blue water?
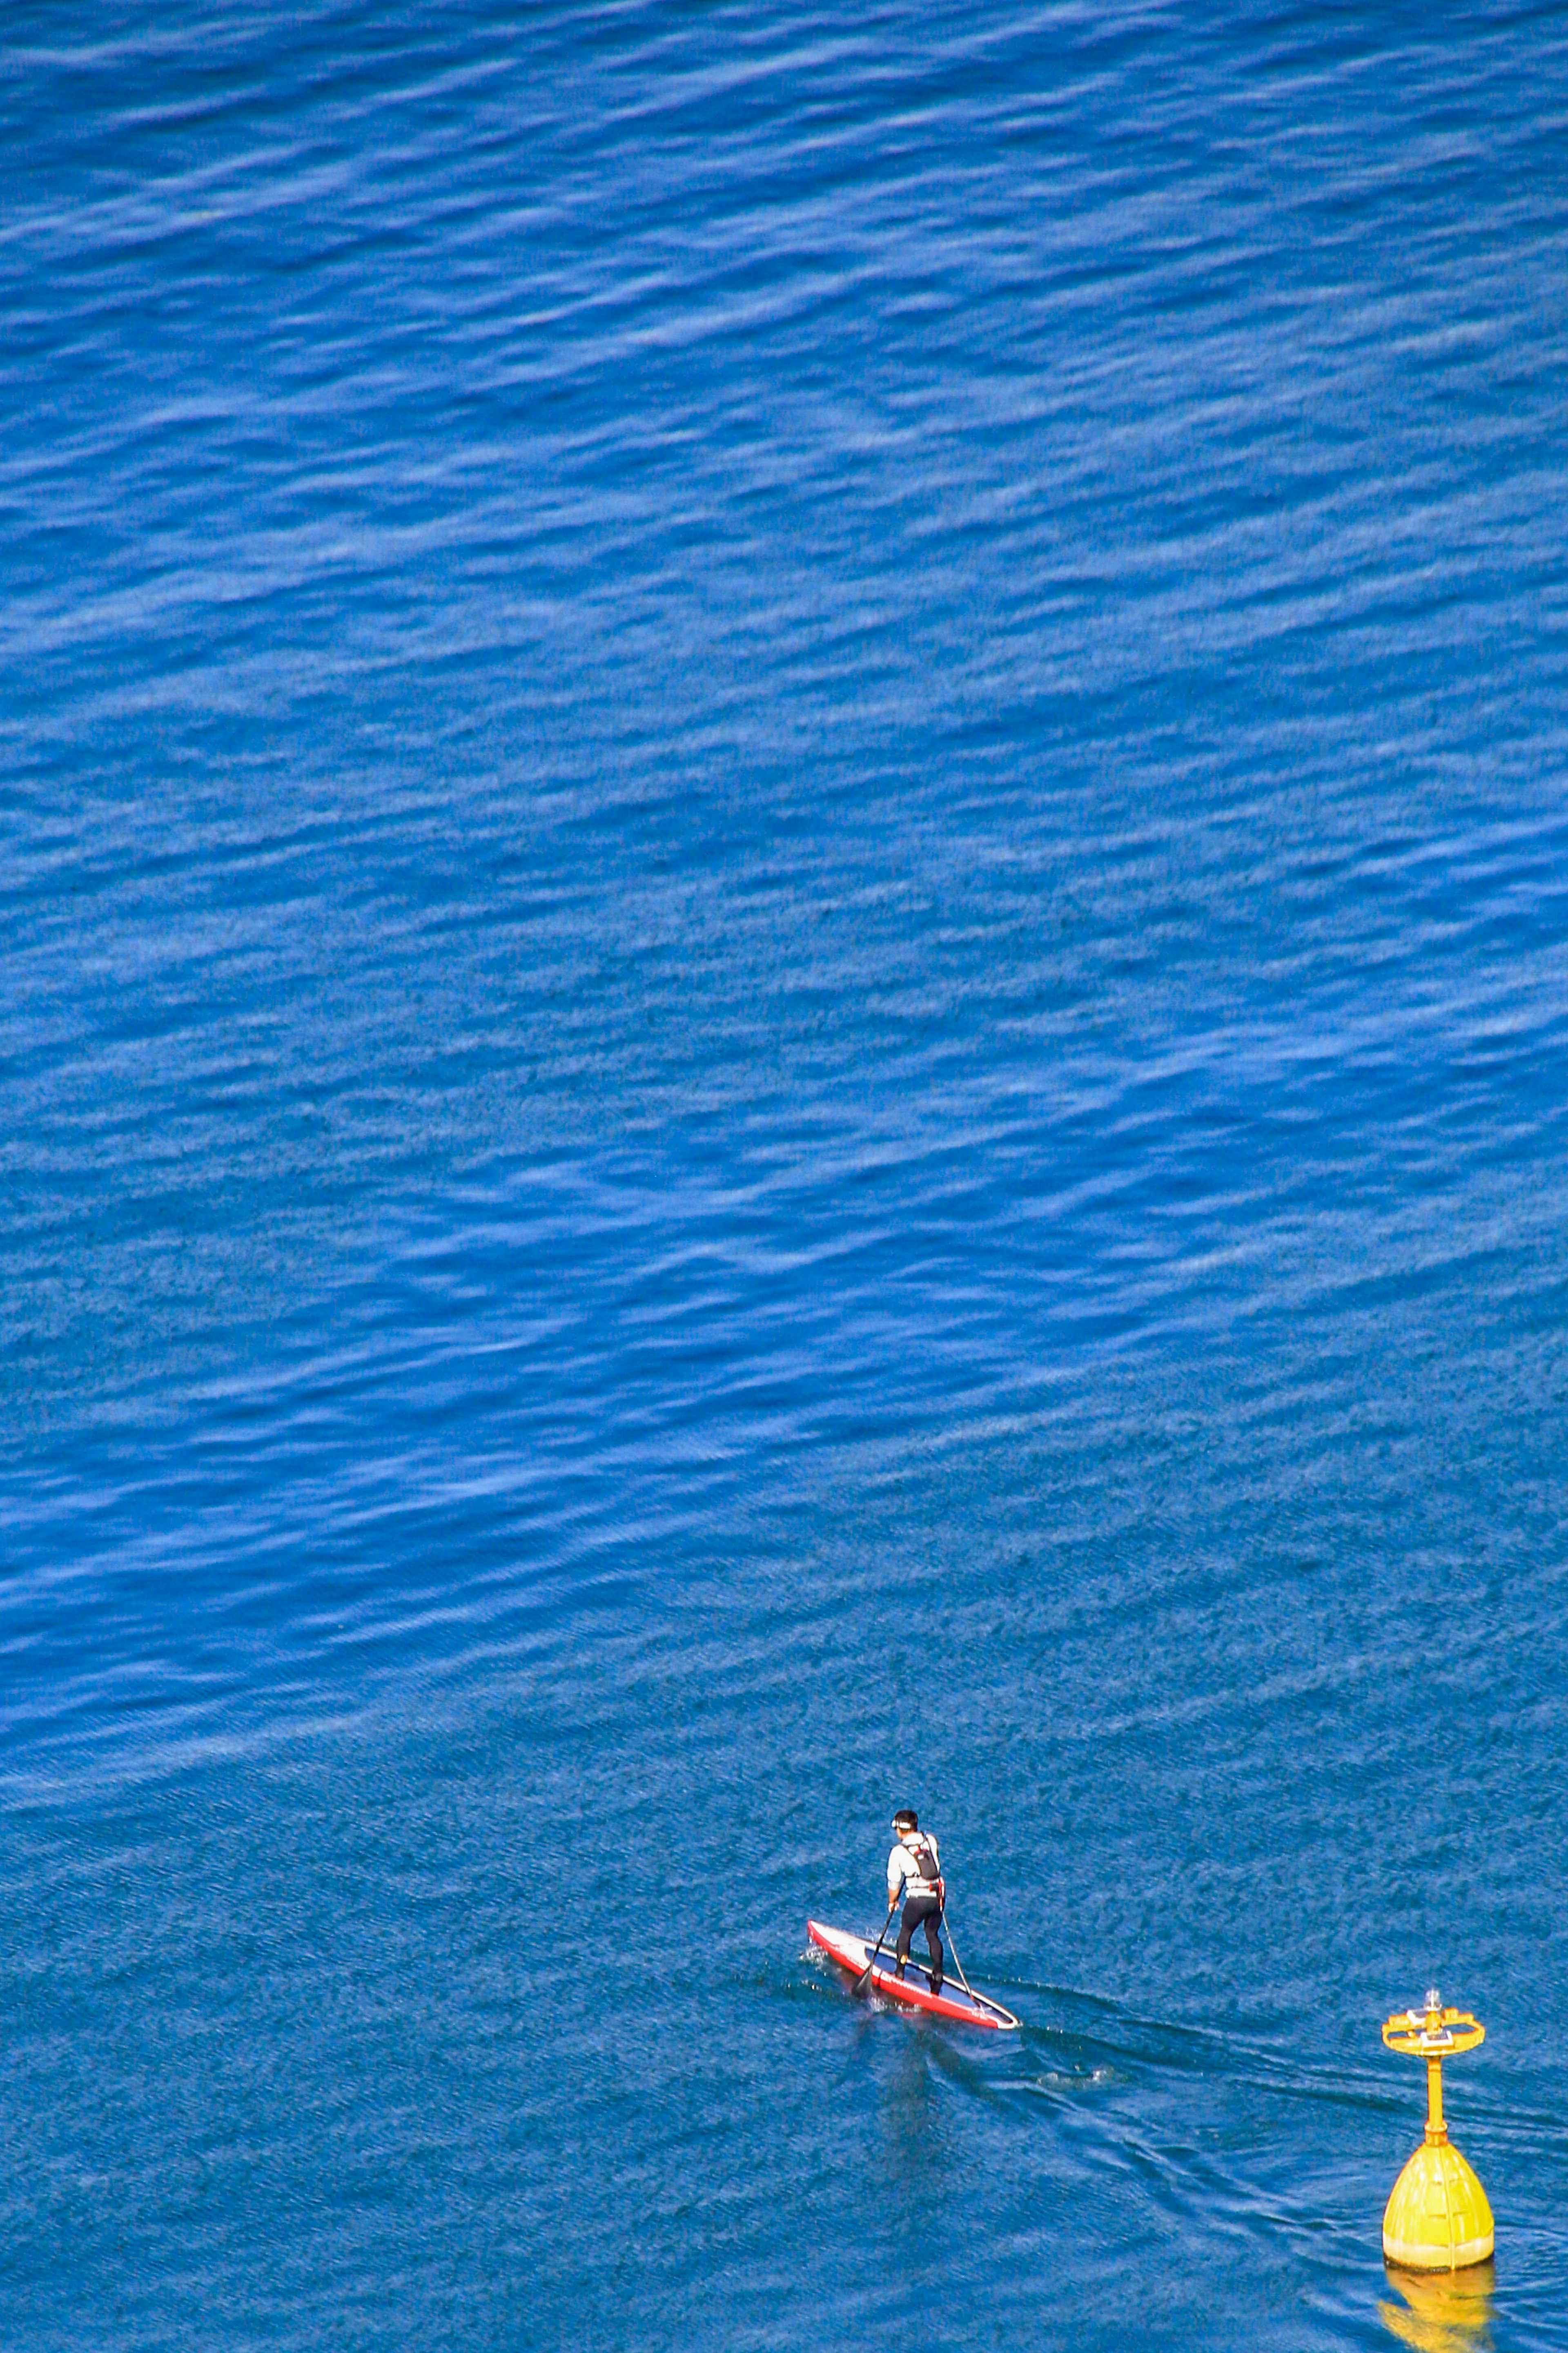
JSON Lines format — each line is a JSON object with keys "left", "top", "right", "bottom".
{"left": 5, "top": 4, "right": 1568, "bottom": 2344}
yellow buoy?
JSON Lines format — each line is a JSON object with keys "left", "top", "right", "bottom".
{"left": 1381, "top": 1989, "right": 1493, "bottom": 2272}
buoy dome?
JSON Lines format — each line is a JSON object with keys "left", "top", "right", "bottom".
{"left": 1382, "top": 2139, "right": 1494, "bottom": 2272}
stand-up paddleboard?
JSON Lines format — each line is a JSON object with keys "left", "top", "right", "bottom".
{"left": 808, "top": 1920, "right": 1020, "bottom": 2032}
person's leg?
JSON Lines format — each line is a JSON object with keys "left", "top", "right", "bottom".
{"left": 895, "top": 1898, "right": 918, "bottom": 1974}
{"left": 922, "top": 1901, "right": 944, "bottom": 1992}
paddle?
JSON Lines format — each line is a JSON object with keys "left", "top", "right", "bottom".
{"left": 854, "top": 1906, "right": 898, "bottom": 1996}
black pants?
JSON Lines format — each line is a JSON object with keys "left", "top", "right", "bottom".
{"left": 895, "top": 1895, "right": 944, "bottom": 1991}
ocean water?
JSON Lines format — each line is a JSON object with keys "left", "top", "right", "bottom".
{"left": 4, "top": 3, "right": 1568, "bottom": 2344}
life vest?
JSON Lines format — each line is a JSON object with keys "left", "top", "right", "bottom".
{"left": 900, "top": 1833, "right": 944, "bottom": 1904}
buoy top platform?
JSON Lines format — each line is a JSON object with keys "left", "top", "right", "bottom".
{"left": 1380, "top": 1988, "right": 1493, "bottom": 2273}
{"left": 1381, "top": 1991, "right": 1485, "bottom": 2087}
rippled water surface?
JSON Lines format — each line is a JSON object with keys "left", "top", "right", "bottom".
{"left": 5, "top": 4, "right": 1568, "bottom": 2346}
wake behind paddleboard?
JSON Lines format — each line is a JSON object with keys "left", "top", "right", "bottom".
{"left": 807, "top": 1919, "right": 1020, "bottom": 2032}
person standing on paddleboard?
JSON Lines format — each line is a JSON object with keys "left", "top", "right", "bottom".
{"left": 886, "top": 1809, "right": 944, "bottom": 1994}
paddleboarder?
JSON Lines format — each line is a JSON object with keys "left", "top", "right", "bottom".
{"left": 886, "top": 1808, "right": 944, "bottom": 1994}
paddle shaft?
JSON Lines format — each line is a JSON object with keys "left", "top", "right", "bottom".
{"left": 853, "top": 1905, "right": 899, "bottom": 1995}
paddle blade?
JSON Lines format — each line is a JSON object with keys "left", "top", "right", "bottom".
{"left": 853, "top": 1925, "right": 891, "bottom": 1994}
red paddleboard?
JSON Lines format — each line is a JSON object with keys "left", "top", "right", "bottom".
{"left": 807, "top": 1919, "right": 1020, "bottom": 2032}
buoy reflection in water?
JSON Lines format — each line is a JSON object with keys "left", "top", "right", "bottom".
{"left": 1379, "top": 2259, "right": 1496, "bottom": 2353}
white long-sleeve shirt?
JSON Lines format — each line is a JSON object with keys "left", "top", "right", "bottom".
{"left": 887, "top": 1831, "right": 941, "bottom": 1903}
